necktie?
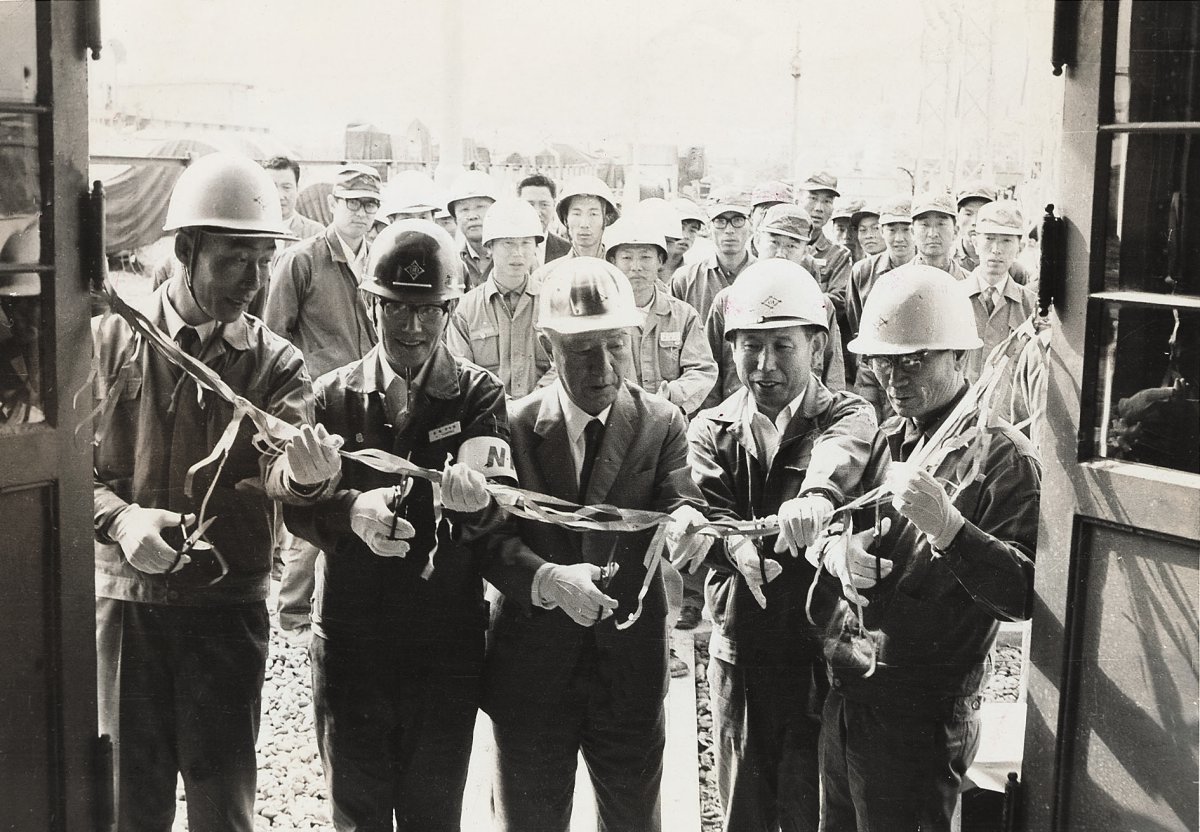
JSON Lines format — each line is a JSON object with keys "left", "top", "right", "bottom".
{"left": 502, "top": 290, "right": 521, "bottom": 315}
{"left": 172, "top": 326, "right": 200, "bottom": 382}
{"left": 578, "top": 418, "right": 605, "bottom": 502}
{"left": 983, "top": 287, "right": 998, "bottom": 316}
{"left": 384, "top": 374, "right": 409, "bottom": 429}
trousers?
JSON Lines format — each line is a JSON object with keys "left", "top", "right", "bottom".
{"left": 95, "top": 598, "right": 269, "bottom": 832}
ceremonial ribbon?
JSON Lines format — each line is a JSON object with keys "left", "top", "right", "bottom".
{"left": 90, "top": 277, "right": 1049, "bottom": 627}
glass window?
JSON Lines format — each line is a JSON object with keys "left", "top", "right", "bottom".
{"left": 1094, "top": 303, "right": 1199, "bottom": 473}
{"left": 0, "top": 1, "right": 37, "bottom": 105}
{"left": 1113, "top": 0, "right": 1200, "bottom": 124}
{"left": 1104, "top": 131, "right": 1200, "bottom": 295}
{"left": 0, "top": 113, "right": 41, "bottom": 248}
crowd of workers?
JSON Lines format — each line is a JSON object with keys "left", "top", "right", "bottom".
{"left": 91, "top": 151, "right": 1043, "bottom": 832}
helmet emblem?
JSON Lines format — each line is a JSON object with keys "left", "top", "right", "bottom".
{"left": 404, "top": 260, "right": 425, "bottom": 280}
{"left": 761, "top": 295, "right": 782, "bottom": 309}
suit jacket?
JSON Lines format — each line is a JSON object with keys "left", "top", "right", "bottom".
{"left": 544, "top": 232, "right": 572, "bottom": 264}
{"left": 481, "top": 381, "right": 706, "bottom": 723}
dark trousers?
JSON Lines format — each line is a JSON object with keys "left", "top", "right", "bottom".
{"left": 491, "top": 696, "right": 665, "bottom": 832}
{"left": 708, "top": 656, "right": 823, "bottom": 832}
{"left": 820, "top": 687, "right": 982, "bottom": 832}
{"left": 311, "top": 632, "right": 481, "bottom": 832}
{"left": 95, "top": 598, "right": 269, "bottom": 832}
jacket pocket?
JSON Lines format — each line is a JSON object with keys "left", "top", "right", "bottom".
{"left": 470, "top": 332, "right": 500, "bottom": 371}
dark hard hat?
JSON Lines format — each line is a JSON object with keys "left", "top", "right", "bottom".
{"left": 362, "top": 219, "right": 464, "bottom": 303}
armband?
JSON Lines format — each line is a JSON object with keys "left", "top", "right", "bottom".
{"left": 456, "top": 436, "right": 518, "bottom": 481}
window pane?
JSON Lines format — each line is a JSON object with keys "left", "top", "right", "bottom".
{"left": 1104, "top": 131, "right": 1200, "bottom": 295}
{"left": 0, "top": 270, "right": 42, "bottom": 430}
{"left": 1094, "top": 303, "right": 1199, "bottom": 474}
{"left": 0, "top": 0, "right": 36, "bottom": 105}
{"left": 0, "top": 113, "right": 40, "bottom": 263}
{"left": 1113, "top": 0, "right": 1200, "bottom": 124}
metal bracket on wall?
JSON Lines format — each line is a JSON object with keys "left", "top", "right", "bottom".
{"left": 1038, "top": 204, "right": 1064, "bottom": 317}
{"left": 82, "top": 181, "right": 107, "bottom": 294}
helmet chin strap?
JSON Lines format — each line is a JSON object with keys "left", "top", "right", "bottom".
{"left": 183, "top": 228, "right": 217, "bottom": 322}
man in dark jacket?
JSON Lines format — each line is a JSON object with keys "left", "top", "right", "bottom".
{"left": 688, "top": 259, "right": 877, "bottom": 832}
{"left": 285, "top": 220, "right": 514, "bottom": 832}
{"left": 819, "top": 265, "right": 1041, "bottom": 832}
{"left": 482, "top": 257, "right": 710, "bottom": 832}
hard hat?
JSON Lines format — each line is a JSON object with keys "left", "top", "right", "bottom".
{"left": 482, "top": 197, "right": 545, "bottom": 246}
{"left": 671, "top": 197, "right": 708, "bottom": 225}
{"left": 798, "top": 171, "right": 840, "bottom": 197}
{"left": 555, "top": 175, "right": 619, "bottom": 226}
{"left": 380, "top": 170, "right": 439, "bottom": 219}
{"left": 751, "top": 180, "right": 792, "bottom": 209}
{"left": 831, "top": 198, "right": 866, "bottom": 222}
{"left": 0, "top": 272, "right": 39, "bottom": 297}
{"left": 445, "top": 170, "right": 499, "bottom": 218}
{"left": 362, "top": 219, "right": 464, "bottom": 303}
{"left": 723, "top": 259, "right": 828, "bottom": 338}
{"left": 630, "top": 198, "right": 683, "bottom": 241}
{"left": 603, "top": 216, "right": 668, "bottom": 261}
{"left": 847, "top": 264, "right": 983, "bottom": 355}
{"left": 955, "top": 180, "right": 997, "bottom": 208}
{"left": 758, "top": 204, "right": 812, "bottom": 241}
{"left": 537, "top": 257, "right": 644, "bottom": 335}
{"left": 163, "top": 152, "right": 297, "bottom": 239}
{"left": 973, "top": 201, "right": 1024, "bottom": 236}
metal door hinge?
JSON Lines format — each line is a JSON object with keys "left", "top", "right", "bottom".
{"left": 1002, "top": 771, "right": 1022, "bottom": 832}
{"left": 1051, "top": 0, "right": 1080, "bottom": 76}
{"left": 82, "top": 181, "right": 107, "bottom": 293}
{"left": 1038, "top": 204, "right": 1064, "bottom": 316}
{"left": 83, "top": 0, "right": 102, "bottom": 60}
{"left": 93, "top": 734, "right": 114, "bottom": 832}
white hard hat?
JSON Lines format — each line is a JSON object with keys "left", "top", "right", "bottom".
{"left": 445, "top": 170, "right": 499, "bottom": 218}
{"left": 482, "top": 197, "right": 546, "bottom": 245}
{"left": 847, "top": 264, "right": 983, "bottom": 354}
{"left": 380, "top": 170, "right": 439, "bottom": 219}
{"left": 537, "top": 257, "right": 644, "bottom": 335}
{"left": 603, "top": 216, "right": 668, "bottom": 261}
{"left": 555, "top": 175, "right": 619, "bottom": 225}
{"left": 671, "top": 197, "right": 708, "bottom": 225}
{"left": 723, "top": 259, "right": 828, "bottom": 338}
{"left": 163, "top": 152, "right": 296, "bottom": 239}
{"left": 630, "top": 197, "right": 683, "bottom": 241}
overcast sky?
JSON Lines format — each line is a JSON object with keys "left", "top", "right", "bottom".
{"left": 97, "top": 0, "right": 1050, "bottom": 176}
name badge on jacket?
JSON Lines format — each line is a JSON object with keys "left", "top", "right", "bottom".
{"left": 429, "top": 421, "right": 462, "bottom": 442}
{"left": 659, "top": 331, "right": 682, "bottom": 347}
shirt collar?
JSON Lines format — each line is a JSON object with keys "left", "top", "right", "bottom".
{"left": 484, "top": 274, "right": 535, "bottom": 299}
{"left": 555, "top": 380, "right": 612, "bottom": 445}
{"left": 357, "top": 342, "right": 461, "bottom": 401}
{"left": 972, "top": 267, "right": 1010, "bottom": 296}
{"left": 161, "top": 284, "right": 219, "bottom": 345}
{"left": 335, "top": 231, "right": 368, "bottom": 270}
{"left": 739, "top": 386, "right": 810, "bottom": 437}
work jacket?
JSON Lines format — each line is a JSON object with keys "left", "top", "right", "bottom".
{"left": 807, "top": 230, "right": 853, "bottom": 318}
{"left": 628, "top": 287, "right": 717, "bottom": 416}
{"left": 687, "top": 381, "right": 876, "bottom": 668}
{"left": 265, "top": 225, "right": 377, "bottom": 379}
{"left": 445, "top": 275, "right": 551, "bottom": 399}
{"left": 670, "top": 252, "right": 756, "bottom": 323}
{"left": 285, "top": 343, "right": 512, "bottom": 646}
{"left": 93, "top": 284, "right": 326, "bottom": 605}
{"left": 829, "top": 388, "right": 1041, "bottom": 712}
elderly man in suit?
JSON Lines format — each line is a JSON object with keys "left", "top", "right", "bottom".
{"left": 481, "top": 257, "right": 711, "bottom": 832}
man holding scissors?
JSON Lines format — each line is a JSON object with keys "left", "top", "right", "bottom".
{"left": 283, "top": 219, "right": 515, "bottom": 831}
{"left": 481, "top": 257, "right": 710, "bottom": 832}
{"left": 687, "top": 259, "right": 877, "bottom": 832}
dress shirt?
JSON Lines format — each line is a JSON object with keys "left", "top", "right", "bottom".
{"left": 555, "top": 381, "right": 612, "bottom": 480}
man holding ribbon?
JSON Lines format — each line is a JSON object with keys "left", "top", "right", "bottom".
{"left": 92, "top": 153, "right": 343, "bottom": 832}
{"left": 481, "top": 256, "right": 710, "bottom": 832}
{"left": 282, "top": 219, "right": 515, "bottom": 831}
{"left": 687, "top": 259, "right": 877, "bottom": 832}
{"left": 818, "top": 265, "right": 1041, "bottom": 832}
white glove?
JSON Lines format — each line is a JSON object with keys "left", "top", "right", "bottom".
{"left": 773, "top": 494, "right": 835, "bottom": 557}
{"left": 108, "top": 505, "right": 192, "bottom": 574}
{"left": 666, "top": 505, "right": 711, "bottom": 574}
{"left": 440, "top": 461, "right": 490, "bottom": 513}
{"left": 888, "top": 465, "right": 965, "bottom": 550}
{"left": 350, "top": 488, "right": 416, "bottom": 557}
{"left": 821, "top": 517, "right": 894, "bottom": 606}
{"left": 284, "top": 424, "right": 343, "bottom": 486}
{"left": 728, "top": 535, "right": 781, "bottom": 609}
{"left": 540, "top": 562, "right": 619, "bottom": 626}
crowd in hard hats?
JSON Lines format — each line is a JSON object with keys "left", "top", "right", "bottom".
{"left": 90, "top": 153, "right": 1043, "bottom": 832}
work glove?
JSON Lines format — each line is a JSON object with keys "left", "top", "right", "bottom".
{"left": 350, "top": 488, "right": 416, "bottom": 557}
{"left": 284, "top": 424, "right": 343, "bottom": 486}
{"left": 888, "top": 464, "right": 965, "bottom": 550}
{"left": 820, "top": 518, "right": 894, "bottom": 606}
{"left": 665, "top": 505, "right": 711, "bottom": 574}
{"left": 108, "top": 505, "right": 193, "bottom": 574}
{"left": 728, "top": 535, "right": 781, "bottom": 609}
{"left": 440, "top": 461, "right": 491, "bottom": 513}
{"left": 773, "top": 494, "right": 836, "bottom": 558}
{"left": 540, "top": 562, "right": 620, "bottom": 626}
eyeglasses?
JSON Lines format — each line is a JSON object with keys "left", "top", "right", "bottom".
{"left": 711, "top": 215, "right": 748, "bottom": 229}
{"left": 379, "top": 301, "right": 449, "bottom": 324}
{"left": 865, "top": 350, "right": 930, "bottom": 375}
{"left": 340, "top": 197, "right": 381, "bottom": 214}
